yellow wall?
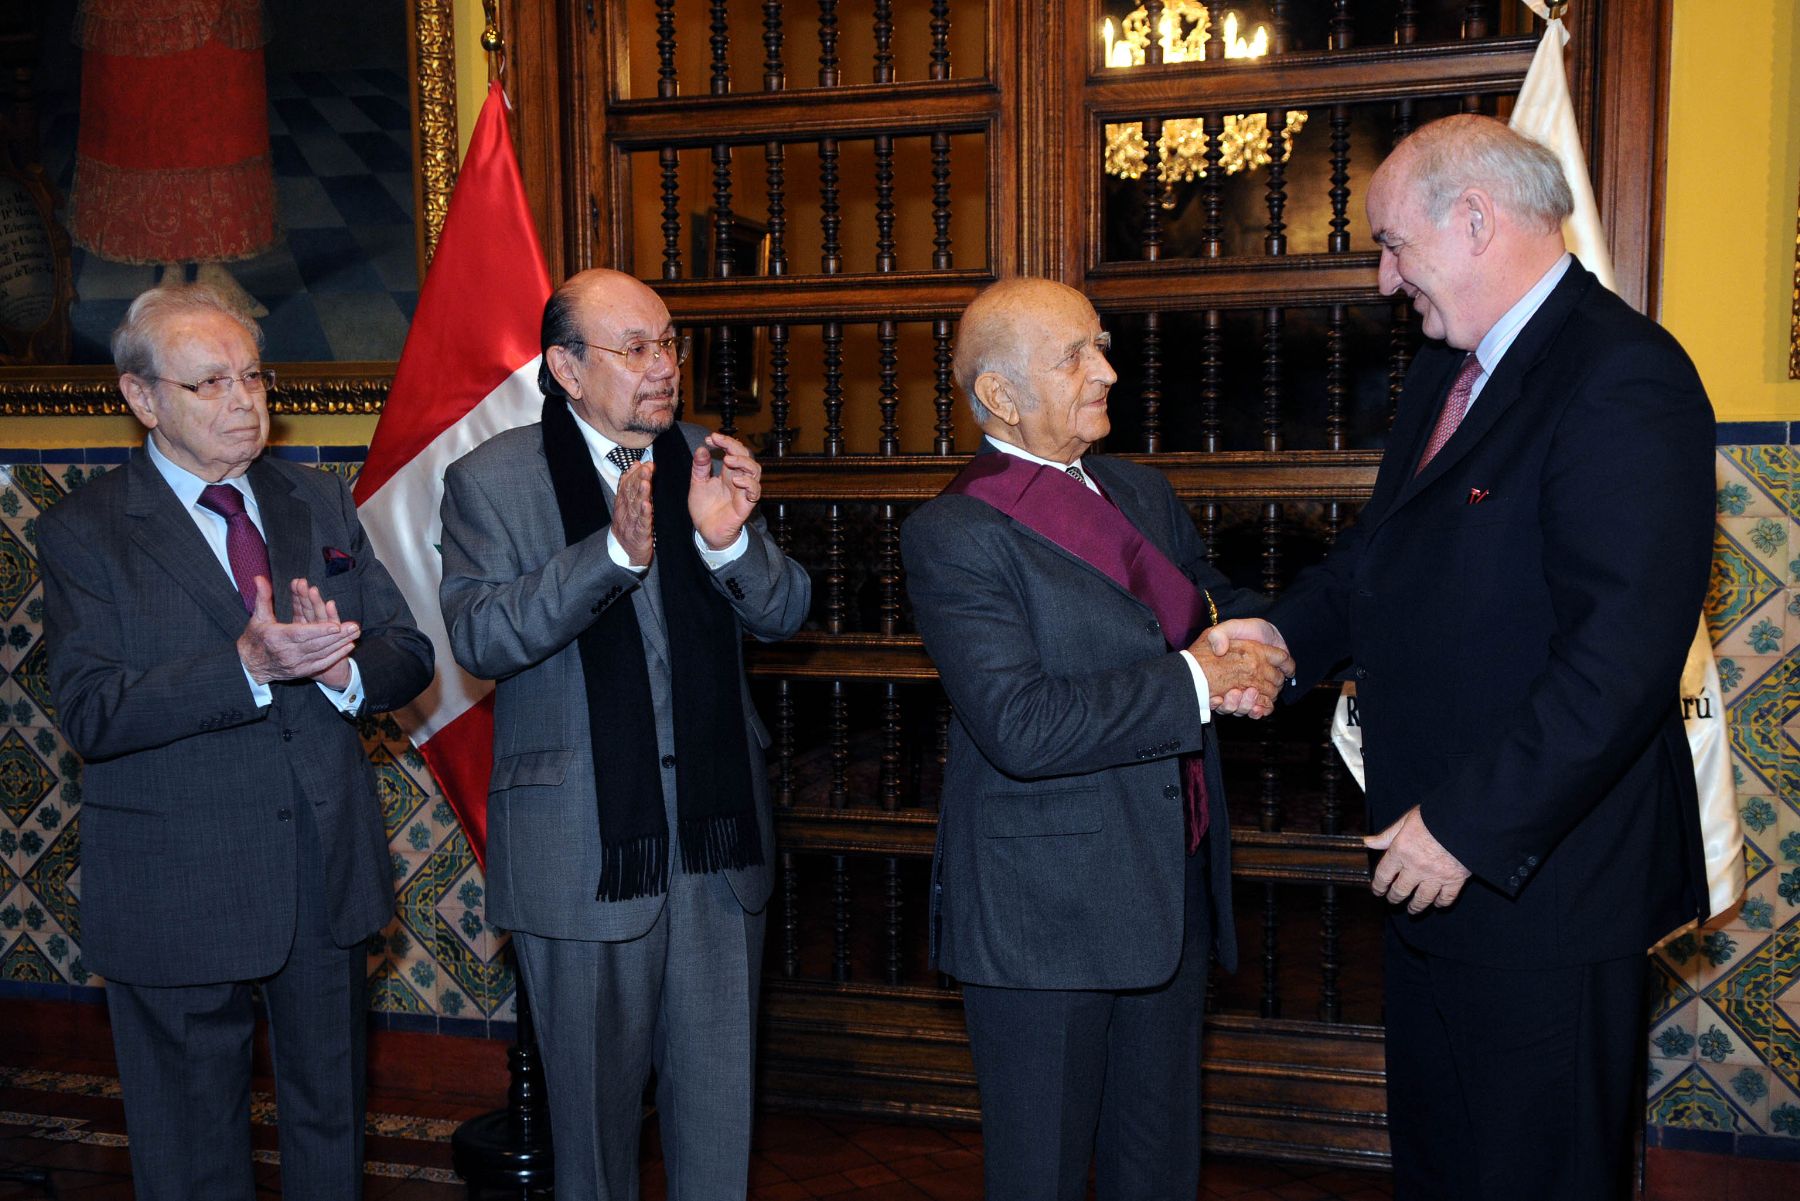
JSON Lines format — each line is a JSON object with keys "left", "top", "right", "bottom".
{"left": 1661, "top": 0, "right": 1800, "bottom": 421}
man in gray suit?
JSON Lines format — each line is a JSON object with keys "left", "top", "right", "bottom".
{"left": 902, "top": 278, "right": 1290, "bottom": 1201}
{"left": 439, "top": 267, "right": 809, "bottom": 1200}
{"left": 38, "top": 283, "right": 433, "bottom": 1201}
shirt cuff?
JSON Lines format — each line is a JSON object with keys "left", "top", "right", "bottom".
{"left": 316, "top": 658, "right": 365, "bottom": 716}
{"left": 1178, "top": 650, "right": 1213, "bottom": 725}
{"left": 695, "top": 527, "right": 750, "bottom": 569}
{"left": 607, "top": 529, "right": 650, "bottom": 574}
{"left": 243, "top": 665, "right": 273, "bottom": 709}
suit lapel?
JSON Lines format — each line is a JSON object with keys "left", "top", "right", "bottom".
{"left": 123, "top": 448, "right": 258, "bottom": 638}
{"left": 249, "top": 460, "right": 312, "bottom": 621}
{"left": 1380, "top": 261, "right": 1595, "bottom": 523}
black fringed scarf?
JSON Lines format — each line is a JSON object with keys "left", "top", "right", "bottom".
{"left": 540, "top": 397, "right": 763, "bottom": 902}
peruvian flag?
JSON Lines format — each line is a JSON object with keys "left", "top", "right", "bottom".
{"left": 354, "top": 81, "right": 551, "bottom": 865}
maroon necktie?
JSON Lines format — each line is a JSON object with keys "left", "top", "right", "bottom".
{"left": 197, "top": 483, "right": 271, "bottom": 612}
{"left": 1415, "top": 353, "right": 1484, "bottom": 475}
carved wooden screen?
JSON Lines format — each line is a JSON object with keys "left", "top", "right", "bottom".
{"left": 499, "top": 0, "right": 1668, "bottom": 1165}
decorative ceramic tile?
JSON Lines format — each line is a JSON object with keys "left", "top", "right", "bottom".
{"left": 1651, "top": 1062, "right": 1754, "bottom": 1132}
{"left": 1711, "top": 521, "right": 1786, "bottom": 641}
{"left": 1717, "top": 448, "right": 1791, "bottom": 520}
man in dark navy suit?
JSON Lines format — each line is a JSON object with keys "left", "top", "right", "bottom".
{"left": 1216, "top": 115, "right": 1715, "bottom": 1199}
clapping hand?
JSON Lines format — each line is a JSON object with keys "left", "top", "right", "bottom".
{"left": 237, "top": 576, "right": 357, "bottom": 689}
{"left": 689, "top": 432, "right": 763, "bottom": 550}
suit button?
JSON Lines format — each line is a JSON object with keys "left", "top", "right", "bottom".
{"left": 661, "top": 754, "right": 676, "bottom": 768}
{"left": 1355, "top": 667, "right": 1369, "bottom": 680}
{"left": 282, "top": 729, "right": 295, "bottom": 742}
{"left": 1526, "top": 855, "right": 1539, "bottom": 866}
{"left": 1163, "top": 784, "right": 1179, "bottom": 798}
{"left": 277, "top": 808, "right": 292, "bottom": 822}
{"left": 1356, "top": 588, "right": 1374, "bottom": 599}
{"left": 1145, "top": 620, "right": 1160, "bottom": 635}
{"left": 1517, "top": 864, "right": 1531, "bottom": 878}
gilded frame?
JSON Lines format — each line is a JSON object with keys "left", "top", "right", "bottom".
{"left": 1791, "top": 170, "right": 1799, "bottom": 380}
{"left": 0, "top": 0, "right": 458, "bottom": 416}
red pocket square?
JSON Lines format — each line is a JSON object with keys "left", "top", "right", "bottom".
{"left": 1466, "top": 488, "right": 1490, "bottom": 505}
{"left": 322, "top": 546, "right": 355, "bottom": 576}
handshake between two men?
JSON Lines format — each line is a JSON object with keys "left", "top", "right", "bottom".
{"left": 1187, "top": 616, "right": 1293, "bottom": 720}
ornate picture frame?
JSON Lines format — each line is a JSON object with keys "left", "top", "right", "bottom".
{"left": 0, "top": 0, "right": 457, "bottom": 416}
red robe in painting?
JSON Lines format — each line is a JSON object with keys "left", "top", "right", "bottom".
{"left": 69, "top": 0, "right": 278, "bottom": 264}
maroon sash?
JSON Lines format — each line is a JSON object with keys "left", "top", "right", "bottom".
{"left": 943, "top": 451, "right": 1213, "bottom": 848}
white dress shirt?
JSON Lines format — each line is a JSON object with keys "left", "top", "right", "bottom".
{"left": 144, "top": 434, "right": 364, "bottom": 714}
{"left": 985, "top": 436, "right": 1214, "bottom": 723}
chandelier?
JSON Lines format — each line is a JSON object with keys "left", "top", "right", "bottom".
{"left": 1102, "top": 2, "right": 1308, "bottom": 189}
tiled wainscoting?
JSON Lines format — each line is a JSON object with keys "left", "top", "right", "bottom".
{"left": 2, "top": 428, "right": 1798, "bottom": 1162}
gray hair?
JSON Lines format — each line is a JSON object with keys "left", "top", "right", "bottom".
{"left": 112, "top": 283, "right": 265, "bottom": 379}
{"left": 1400, "top": 114, "right": 1573, "bottom": 233}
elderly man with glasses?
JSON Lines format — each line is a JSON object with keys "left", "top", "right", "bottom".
{"left": 439, "top": 267, "right": 809, "bottom": 1201}
{"left": 37, "top": 281, "right": 433, "bottom": 1200}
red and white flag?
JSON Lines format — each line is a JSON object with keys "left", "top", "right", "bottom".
{"left": 354, "top": 81, "right": 551, "bottom": 865}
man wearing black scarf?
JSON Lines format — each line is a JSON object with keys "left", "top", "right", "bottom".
{"left": 440, "top": 269, "right": 810, "bottom": 1201}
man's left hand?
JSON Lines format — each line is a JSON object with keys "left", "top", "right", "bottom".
{"left": 1365, "top": 805, "right": 1471, "bottom": 915}
{"left": 689, "top": 432, "right": 762, "bottom": 549}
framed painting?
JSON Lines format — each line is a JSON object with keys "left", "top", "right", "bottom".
{"left": 0, "top": 0, "right": 458, "bottom": 415}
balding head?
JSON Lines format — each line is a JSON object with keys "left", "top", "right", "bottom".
{"left": 953, "top": 277, "right": 1117, "bottom": 462}
{"left": 955, "top": 278, "right": 1096, "bottom": 423}
{"left": 541, "top": 268, "right": 681, "bottom": 446}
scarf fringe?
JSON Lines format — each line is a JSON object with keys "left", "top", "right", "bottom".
{"left": 679, "top": 810, "right": 764, "bottom": 876}
{"left": 596, "top": 833, "right": 671, "bottom": 903}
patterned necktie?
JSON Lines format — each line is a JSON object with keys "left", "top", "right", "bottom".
{"left": 1415, "top": 353, "right": 1484, "bottom": 476}
{"left": 197, "top": 483, "right": 271, "bottom": 612}
{"left": 1064, "top": 464, "right": 1085, "bottom": 484}
{"left": 607, "top": 445, "right": 646, "bottom": 472}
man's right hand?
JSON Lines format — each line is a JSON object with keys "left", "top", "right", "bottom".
{"left": 1187, "top": 633, "right": 1293, "bottom": 717}
{"left": 612, "top": 459, "right": 655, "bottom": 566}
{"left": 237, "top": 576, "right": 359, "bottom": 685}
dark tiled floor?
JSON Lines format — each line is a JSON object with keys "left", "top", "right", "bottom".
{"left": 3, "top": 1070, "right": 1795, "bottom": 1199}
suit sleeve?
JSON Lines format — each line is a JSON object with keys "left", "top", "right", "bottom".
{"left": 323, "top": 473, "right": 434, "bottom": 714}
{"left": 705, "top": 516, "right": 811, "bottom": 642}
{"left": 902, "top": 500, "right": 1206, "bottom": 781}
{"left": 439, "top": 452, "right": 645, "bottom": 679}
{"left": 1421, "top": 344, "right": 1715, "bottom": 891}
{"left": 39, "top": 503, "right": 267, "bottom": 761}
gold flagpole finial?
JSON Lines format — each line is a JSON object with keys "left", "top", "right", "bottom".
{"left": 481, "top": 0, "right": 507, "bottom": 78}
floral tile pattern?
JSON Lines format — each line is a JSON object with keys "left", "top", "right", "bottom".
{"left": 0, "top": 454, "right": 516, "bottom": 1034}
{"left": 3, "top": 443, "right": 1799, "bottom": 1158}
{"left": 1648, "top": 444, "right": 1800, "bottom": 1154}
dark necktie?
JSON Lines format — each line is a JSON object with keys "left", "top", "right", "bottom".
{"left": 607, "top": 445, "right": 646, "bottom": 472}
{"left": 1415, "top": 353, "right": 1484, "bottom": 475}
{"left": 197, "top": 483, "right": 271, "bottom": 612}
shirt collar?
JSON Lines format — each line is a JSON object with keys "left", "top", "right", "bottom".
{"left": 569, "top": 407, "right": 653, "bottom": 480}
{"left": 144, "top": 432, "right": 256, "bottom": 514}
{"left": 984, "top": 435, "right": 1086, "bottom": 477}
{"left": 1473, "top": 252, "right": 1571, "bottom": 377}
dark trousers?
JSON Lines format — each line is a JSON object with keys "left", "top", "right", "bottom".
{"left": 1382, "top": 924, "right": 1646, "bottom": 1201}
{"left": 106, "top": 799, "right": 369, "bottom": 1201}
{"left": 960, "top": 845, "right": 1211, "bottom": 1201}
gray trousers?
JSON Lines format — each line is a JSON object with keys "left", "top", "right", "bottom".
{"left": 106, "top": 798, "right": 368, "bottom": 1201}
{"left": 514, "top": 864, "right": 765, "bottom": 1201}
{"left": 960, "top": 844, "right": 1212, "bottom": 1201}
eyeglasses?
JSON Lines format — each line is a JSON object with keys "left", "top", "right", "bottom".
{"left": 153, "top": 370, "right": 278, "bottom": 400}
{"left": 1049, "top": 331, "right": 1113, "bottom": 372}
{"left": 579, "top": 334, "right": 693, "bottom": 373}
